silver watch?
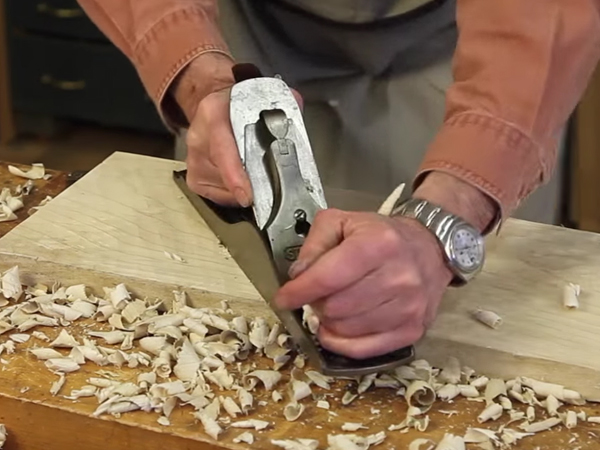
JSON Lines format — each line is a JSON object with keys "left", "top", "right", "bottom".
{"left": 392, "top": 197, "right": 485, "bottom": 286}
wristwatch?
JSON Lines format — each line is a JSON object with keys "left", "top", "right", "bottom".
{"left": 391, "top": 197, "right": 485, "bottom": 286}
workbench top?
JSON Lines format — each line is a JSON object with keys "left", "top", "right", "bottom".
{"left": 0, "top": 161, "right": 67, "bottom": 237}
{"left": 0, "top": 152, "right": 598, "bottom": 450}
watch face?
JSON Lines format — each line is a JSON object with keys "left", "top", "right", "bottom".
{"left": 450, "top": 225, "right": 484, "bottom": 272}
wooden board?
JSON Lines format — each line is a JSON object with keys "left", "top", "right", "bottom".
{"left": 0, "top": 151, "right": 599, "bottom": 449}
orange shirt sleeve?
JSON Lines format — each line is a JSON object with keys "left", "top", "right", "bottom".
{"left": 76, "top": 0, "right": 233, "bottom": 127}
{"left": 414, "top": 0, "right": 600, "bottom": 224}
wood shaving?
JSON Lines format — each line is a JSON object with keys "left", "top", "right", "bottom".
{"left": 563, "top": 282, "right": 581, "bottom": 309}
{"left": 283, "top": 399, "right": 305, "bottom": 421}
{"left": 50, "top": 373, "right": 66, "bottom": 396}
{"left": 9, "top": 333, "right": 30, "bottom": 343}
{"left": 233, "top": 432, "right": 255, "bottom": 444}
{"left": 0, "top": 424, "right": 6, "bottom": 448}
{"left": 519, "top": 417, "right": 562, "bottom": 433}
{"left": 341, "top": 423, "right": 367, "bottom": 431}
{"left": 438, "top": 357, "right": 461, "bottom": 384}
{"left": 164, "top": 251, "right": 186, "bottom": 263}
{"left": 272, "top": 438, "right": 319, "bottom": 450}
{"left": 477, "top": 403, "right": 503, "bottom": 423}
{"left": 377, "top": 182, "right": 405, "bottom": 216}
{"left": 472, "top": 308, "right": 502, "bottom": 329}
{"left": 409, "top": 438, "right": 436, "bottom": 450}
{"left": 8, "top": 163, "right": 46, "bottom": 180}
{"left": 230, "top": 419, "right": 270, "bottom": 430}
{"left": 433, "top": 433, "right": 465, "bottom": 450}
{"left": 405, "top": 380, "right": 436, "bottom": 413}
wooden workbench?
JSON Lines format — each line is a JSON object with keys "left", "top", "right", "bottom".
{"left": 0, "top": 161, "right": 68, "bottom": 236}
{"left": 0, "top": 152, "right": 599, "bottom": 450}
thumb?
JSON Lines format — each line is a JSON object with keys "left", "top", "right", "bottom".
{"left": 289, "top": 209, "right": 347, "bottom": 278}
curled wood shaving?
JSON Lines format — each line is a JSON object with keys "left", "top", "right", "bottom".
{"left": 563, "top": 282, "right": 581, "bottom": 309}
{"left": 438, "top": 357, "right": 461, "bottom": 384}
{"left": 377, "top": 182, "right": 406, "bottom": 216}
{"left": 44, "top": 357, "right": 80, "bottom": 373}
{"left": 472, "top": 308, "right": 502, "bottom": 329}
{"left": 1, "top": 266, "right": 22, "bottom": 301}
{"left": 409, "top": 438, "right": 436, "bottom": 450}
{"left": 433, "top": 433, "right": 465, "bottom": 450}
{"left": 8, "top": 163, "right": 46, "bottom": 180}
{"left": 233, "top": 432, "right": 254, "bottom": 444}
{"left": 520, "top": 377, "right": 584, "bottom": 405}
{"left": 484, "top": 379, "right": 507, "bottom": 406}
{"left": 463, "top": 427, "right": 498, "bottom": 448}
{"left": 50, "top": 373, "right": 66, "bottom": 396}
{"left": 405, "top": 380, "right": 436, "bottom": 413}
{"left": 477, "top": 403, "right": 503, "bottom": 423}
{"left": 341, "top": 423, "right": 367, "bottom": 431}
{"left": 519, "top": 417, "right": 562, "bottom": 433}
{"left": 230, "top": 419, "right": 270, "bottom": 430}
{"left": 195, "top": 410, "right": 222, "bottom": 440}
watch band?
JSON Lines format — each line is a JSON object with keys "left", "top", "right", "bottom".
{"left": 391, "top": 197, "right": 484, "bottom": 286}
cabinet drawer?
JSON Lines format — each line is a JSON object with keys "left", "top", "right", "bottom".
{"left": 8, "top": 32, "right": 167, "bottom": 134}
{"left": 6, "top": 0, "right": 107, "bottom": 41}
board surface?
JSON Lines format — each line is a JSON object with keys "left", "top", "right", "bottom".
{"left": 0, "top": 152, "right": 599, "bottom": 449}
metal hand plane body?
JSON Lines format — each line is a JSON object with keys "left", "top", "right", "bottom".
{"left": 174, "top": 65, "right": 414, "bottom": 377}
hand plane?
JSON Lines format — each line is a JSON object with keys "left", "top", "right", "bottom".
{"left": 173, "top": 63, "right": 415, "bottom": 377}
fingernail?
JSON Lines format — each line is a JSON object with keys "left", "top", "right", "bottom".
{"left": 289, "top": 260, "right": 308, "bottom": 279}
{"left": 234, "top": 188, "right": 251, "bottom": 207}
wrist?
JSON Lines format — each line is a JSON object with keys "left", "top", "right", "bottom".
{"left": 170, "top": 52, "right": 236, "bottom": 123}
{"left": 412, "top": 171, "right": 499, "bottom": 234}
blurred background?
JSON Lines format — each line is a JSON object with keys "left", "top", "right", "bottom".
{"left": 0, "top": 1, "right": 599, "bottom": 233}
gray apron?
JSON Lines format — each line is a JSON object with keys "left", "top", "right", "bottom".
{"left": 175, "top": 0, "right": 565, "bottom": 224}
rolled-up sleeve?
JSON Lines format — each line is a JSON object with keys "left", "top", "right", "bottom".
{"left": 414, "top": 0, "right": 600, "bottom": 223}
{"left": 76, "top": 0, "right": 233, "bottom": 125}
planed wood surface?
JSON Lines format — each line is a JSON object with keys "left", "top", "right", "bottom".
{"left": 0, "top": 256, "right": 598, "bottom": 450}
{"left": 0, "top": 151, "right": 599, "bottom": 448}
{"left": 0, "top": 161, "right": 68, "bottom": 237}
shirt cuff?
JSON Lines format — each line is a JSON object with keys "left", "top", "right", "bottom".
{"left": 413, "top": 112, "right": 554, "bottom": 231}
{"left": 131, "top": 6, "right": 234, "bottom": 131}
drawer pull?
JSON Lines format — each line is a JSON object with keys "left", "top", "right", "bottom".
{"left": 41, "top": 74, "right": 86, "bottom": 91}
{"left": 36, "top": 3, "right": 84, "bottom": 19}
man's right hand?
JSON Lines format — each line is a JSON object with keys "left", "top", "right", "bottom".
{"left": 170, "top": 53, "right": 302, "bottom": 208}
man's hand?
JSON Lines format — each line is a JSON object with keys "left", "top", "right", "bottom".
{"left": 171, "top": 54, "right": 303, "bottom": 207}
{"left": 274, "top": 172, "right": 498, "bottom": 359}
{"left": 274, "top": 209, "right": 452, "bottom": 359}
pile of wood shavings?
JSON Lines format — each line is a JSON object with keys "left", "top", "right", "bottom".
{"left": 1, "top": 161, "right": 55, "bottom": 222}
{"left": 0, "top": 265, "right": 598, "bottom": 450}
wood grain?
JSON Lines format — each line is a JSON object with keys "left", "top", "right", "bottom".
{"left": 0, "top": 161, "right": 68, "bottom": 237}
{"left": 0, "top": 0, "right": 16, "bottom": 145}
{"left": 0, "top": 256, "right": 598, "bottom": 450}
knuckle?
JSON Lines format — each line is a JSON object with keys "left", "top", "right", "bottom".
{"left": 312, "top": 275, "right": 338, "bottom": 297}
